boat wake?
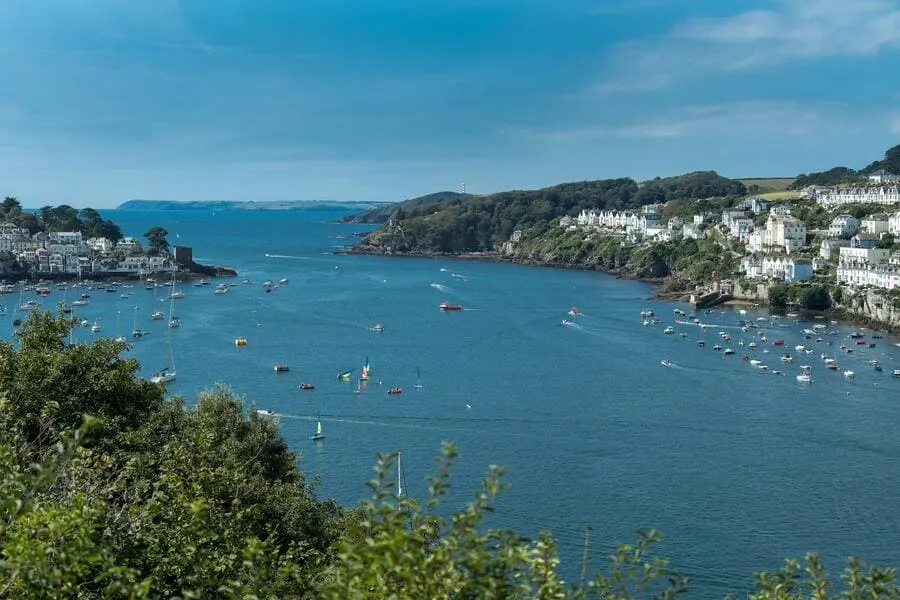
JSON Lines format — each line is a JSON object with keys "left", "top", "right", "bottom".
{"left": 265, "top": 253, "right": 318, "bottom": 260}
{"left": 430, "top": 283, "right": 451, "bottom": 293}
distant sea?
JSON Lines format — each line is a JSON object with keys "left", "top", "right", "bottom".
{"left": 6, "top": 208, "right": 899, "bottom": 599}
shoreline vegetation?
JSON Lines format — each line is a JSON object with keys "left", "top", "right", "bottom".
{"left": 2, "top": 312, "right": 899, "bottom": 598}
{"left": 338, "top": 151, "right": 900, "bottom": 334}
{"left": 0, "top": 198, "right": 238, "bottom": 283}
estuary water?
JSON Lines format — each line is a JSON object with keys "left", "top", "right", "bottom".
{"left": 6, "top": 208, "right": 900, "bottom": 598}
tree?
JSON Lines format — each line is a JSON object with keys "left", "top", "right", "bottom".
{"left": 876, "top": 233, "right": 895, "bottom": 249}
{"left": 144, "top": 226, "right": 170, "bottom": 255}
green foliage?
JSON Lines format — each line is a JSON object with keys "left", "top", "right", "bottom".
{"left": 635, "top": 171, "right": 746, "bottom": 205}
{"left": 359, "top": 172, "right": 746, "bottom": 254}
{"left": 144, "top": 226, "right": 170, "bottom": 255}
{"left": 768, "top": 283, "right": 831, "bottom": 311}
{"left": 1, "top": 312, "right": 899, "bottom": 598}
{"left": 343, "top": 191, "right": 472, "bottom": 224}
{"left": 768, "top": 283, "right": 789, "bottom": 309}
{"left": 790, "top": 167, "right": 858, "bottom": 190}
{"left": 861, "top": 144, "right": 900, "bottom": 175}
{"left": 36, "top": 205, "right": 123, "bottom": 242}
{"left": 876, "top": 233, "right": 895, "bottom": 249}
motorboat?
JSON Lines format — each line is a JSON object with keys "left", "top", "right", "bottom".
{"left": 91, "top": 321, "right": 101, "bottom": 333}
{"left": 299, "top": 383, "right": 316, "bottom": 390}
{"left": 273, "top": 364, "right": 290, "bottom": 373}
{"left": 256, "top": 409, "right": 275, "bottom": 417}
{"left": 234, "top": 337, "right": 248, "bottom": 346}
{"left": 781, "top": 355, "right": 793, "bottom": 363}
{"left": 843, "top": 370, "right": 855, "bottom": 379}
{"left": 796, "top": 373, "right": 812, "bottom": 384}
{"left": 663, "top": 326, "right": 674, "bottom": 334}
{"left": 439, "top": 301, "right": 462, "bottom": 311}
{"left": 373, "top": 323, "right": 385, "bottom": 332}
{"left": 387, "top": 387, "right": 403, "bottom": 395}
{"left": 723, "top": 348, "right": 735, "bottom": 355}
{"left": 568, "top": 307, "right": 581, "bottom": 317}
{"left": 660, "top": 360, "right": 673, "bottom": 367}
{"left": 151, "top": 310, "right": 165, "bottom": 320}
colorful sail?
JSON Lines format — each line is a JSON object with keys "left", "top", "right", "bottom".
{"left": 360, "top": 356, "right": 370, "bottom": 380}
{"left": 337, "top": 370, "right": 352, "bottom": 380}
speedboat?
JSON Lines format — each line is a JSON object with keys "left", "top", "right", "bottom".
{"left": 373, "top": 323, "right": 384, "bottom": 332}
{"left": 568, "top": 307, "right": 581, "bottom": 317}
{"left": 151, "top": 310, "right": 165, "bottom": 320}
{"left": 256, "top": 409, "right": 275, "bottom": 417}
{"left": 660, "top": 360, "right": 673, "bottom": 367}
{"left": 781, "top": 355, "right": 793, "bottom": 363}
{"left": 723, "top": 348, "right": 735, "bottom": 355}
{"left": 299, "top": 383, "right": 315, "bottom": 390}
{"left": 387, "top": 387, "right": 403, "bottom": 395}
{"left": 439, "top": 301, "right": 462, "bottom": 311}
{"left": 843, "top": 370, "right": 855, "bottom": 379}
{"left": 663, "top": 326, "right": 674, "bottom": 334}
{"left": 796, "top": 373, "right": 812, "bottom": 384}
{"left": 273, "top": 364, "right": 290, "bottom": 373}
{"left": 893, "top": 370, "right": 900, "bottom": 378}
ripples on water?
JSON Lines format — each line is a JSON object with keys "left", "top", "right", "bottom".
{"left": 5, "top": 209, "right": 898, "bottom": 599}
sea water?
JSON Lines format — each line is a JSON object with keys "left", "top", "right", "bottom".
{"left": 4, "top": 208, "right": 899, "bottom": 598}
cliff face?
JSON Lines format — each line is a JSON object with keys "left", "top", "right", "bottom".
{"left": 833, "top": 289, "right": 900, "bottom": 333}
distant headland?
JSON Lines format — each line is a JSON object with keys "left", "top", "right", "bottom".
{"left": 116, "top": 199, "right": 391, "bottom": 212}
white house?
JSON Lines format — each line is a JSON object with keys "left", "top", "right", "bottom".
{"left": 87, "top": 237, "right": 115, "bottom": 253}
{"left": 730, "top": 217, "right": 754, "bottom": 242}
{"left": 890, "top": 212, "right": 900, "bottom": 236}
{"left": 868, "top": 169, "right": 899, "bottom": 184}
{"left": 838, "top": 246, "right": 890, "bottom": 266}
{"left": 117, "top": 237, "right": 143, "bottom": 253}
{"left": 768, "top": 215, "right": 806, "bottom": 254}
{"left": 820, "top": 239, "right": 850, "bottom": 260}
{"left": 721, "top": 209, "right": 747, "bottom": 231}
{"left": 828, "top": 214, "right": 859, "bottom": 238}
{"left": 861, "top": 213, "right": 890, "bottom": 236}
{"left": 836, "top": 263, "right": 900, "bottom": 289}
{"left": 817, "top": 186, "right": 900, "bottom": 207}
{"left": 741, "top": 255, "right": 813, "bottom": 282}
{"left": 682, "top": 224, "right": 702, "bottom": 239}
{"left": 769, "top": 205, "right": 793, "bottom": 216}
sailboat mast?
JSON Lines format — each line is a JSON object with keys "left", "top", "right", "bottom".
{"left": 397, "top": 452, "right": 403, "bottom": 497}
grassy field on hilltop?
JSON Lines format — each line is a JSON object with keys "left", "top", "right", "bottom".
{"left": 738, "top": 177, "right": 796, "bottom": 192}
{"left": 757, "top": 190, "right": 802, "bottom": 200}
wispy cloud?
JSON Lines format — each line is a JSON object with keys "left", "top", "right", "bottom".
{"left": 517, "top": 100, "right": 856, "bottom": 142}
{"left": 595, "top": 0, "right": 900, "bottom": 92}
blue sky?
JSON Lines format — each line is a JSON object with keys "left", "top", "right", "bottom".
{"left": 1, "top": 0, "right": 899, "bottom": 208}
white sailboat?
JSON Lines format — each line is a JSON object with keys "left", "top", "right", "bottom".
{"left": 150, "top": 338, "right": 176, "bottom": 384}
{"left": 114, "top": 310, "right": 126, "bottom": 343}
{"left": 397, "top": 451, "right": 405, "bottom": 497}
{"left": 310, "top": 417, "right": 325, "bottom": 441}
{"left": 151, "top": 306, "right": 177, "bottom": 384}
{"left": 132, "top": 305, "right": 149, "bottom": 338}
{"left": 167, "top": 273, "right": 180, "bottom": 329}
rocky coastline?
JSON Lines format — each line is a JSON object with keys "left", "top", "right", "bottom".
{"left": 0, "top": 260, "right": 237, "bottom": 284}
